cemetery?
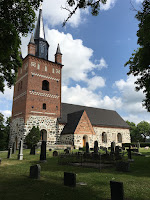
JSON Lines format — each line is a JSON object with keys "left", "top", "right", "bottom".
{"left": 0, "top": 144, "right": 150, "bottom": 200}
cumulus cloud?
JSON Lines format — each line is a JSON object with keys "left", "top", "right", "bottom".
{"left": 62, "top": 84, "right": 122, "bottom": 110}
{"left": 134, "top": 0, "right": 144, "bottom": 3}
{"left": 87, "top": 76, "right": 105, "bottom": 90}
{"left": 0, "top": 84, "right": 14, "bottom": 101}
{"left": 100, "top": 0, "right": 117, "bottom": 10}
{"left": 0, "top": 110, "right": 11, "bottom": 120}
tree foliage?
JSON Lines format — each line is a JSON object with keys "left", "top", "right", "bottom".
{"left": 125, "top": 0, "right": 150, "bottom": 111}
{"left": 62, "top": 0, "right": 107, "bottom": 26}
{"left": 25, "top": 126, "right": 41, "bottom": 148}
{"left": 126, "top": 120, "right": 150, "bottom": 142}
{"left": 0, "top": 113, "right": 11, "bottom": 150}
{"left": 0, "top": 0, "right": 42, "bottom": 92}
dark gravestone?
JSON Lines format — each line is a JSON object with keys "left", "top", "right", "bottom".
{"left": 30, "top": 145, "right": 36, "bottom": 155}
{"left": 0, "top": 158, "right": 1, "bottom": 165}
{"left": 53, "top": 151, "right": 58, "bottom": 157}
{"left": 111, "top": 142, "right": 115, "bottom": 154}
{"left": 64, "top": 149, "right": 69, "bottom": 154}
{"left": 86, "top": 142, "right": 89, "bottom": 153}
{"left": 64, "top": 172, "right": 76, "bottom": 187}
{"left": 12, "top": 142, "right": 16, "bottom": 154}
{"left": 30, "top": 164, "right": 41, "bottom": 179}
{"left": 40, "top": 141, "right": 46, "bottom": 161}
{"left": 94, "top": 141, "right": 98, "bottom": 154}
{"left": 7, "top": 147, "right": 12, "bottom": 158}
{"left": 127, "top": 147, "right": 132, "bottom": 160}
{"left": 110, "top": 181, "right": 124, "bottom": 200}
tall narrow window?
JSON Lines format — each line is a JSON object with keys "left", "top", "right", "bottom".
{"left": 117, "top": 133, "right": 122, "bottom": 143}
{"left": 43, "top": 103, "right": 46, "bottom": 110}
{"left": 102, "top": 132, "right": 107, "bottom": 143}
{"left": 42, "top": 80, "right": 49, "bottom": 91}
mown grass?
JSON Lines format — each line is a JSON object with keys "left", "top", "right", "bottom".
{"left": 0, "top": 148, "right": 150, "bottom": 200}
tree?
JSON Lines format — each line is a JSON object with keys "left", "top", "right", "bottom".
{"left": 137, "top": 121, "right": 150, "bottom": 142}
{"left": 62, "top": 0, "right": 107, "bottom": 26}
{"left": 126, "top": 120, "right": 144, "bottom": 142}
{"left": 0, "top": 114, "right": 10, "bottom": 150}
{"left": 0, "top": 0, "right": 42, "bottom": 92}
{"left": 125, "top": 0, "right": 150, "bottom": 112}
{"left": 25, "top": 126, "right": 41, "bottom": 149}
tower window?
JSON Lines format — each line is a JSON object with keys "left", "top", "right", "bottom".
{"left": 42, "top": 80, "right": 49, "bottom": 91}
{"left": 43, "top": 103, "right": 46, "bottom": 110}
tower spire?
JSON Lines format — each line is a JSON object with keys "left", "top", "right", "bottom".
{"left": 56, "top": 44, "right": 62, "bottom": 54}
{"left": 34, "top": 7, "right": 45, "bottom": 39}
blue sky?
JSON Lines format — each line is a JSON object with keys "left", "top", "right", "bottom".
{"left": 0, "top": 0, "right": 149, "bottom": 124}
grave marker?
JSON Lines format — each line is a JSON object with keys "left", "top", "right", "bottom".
{"left": 18, "top": 140, "right": 23, "bottom": 160}
{"left": 30, "top": 164, "right": 41, "bottom": 179}
{"left": 110, "top": 181, "right": 124, "bottom": 200}
{"left": 12, "top": 142, "right": 16, "bottom": 154}
{"left": 40, "top": 141, "right": 46, "bottom": 161}
{"left": 64, "top": 172, "right": 76, "bottom": 187}
{"left": 7, "top": 147, "right": 12, "bottom": 159}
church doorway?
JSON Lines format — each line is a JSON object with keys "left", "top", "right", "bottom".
{"left": 41, "top": 129, "right": 47, "bottom": 141}
{"left": 83, "top": 135, "right": 88, "bottom": 147}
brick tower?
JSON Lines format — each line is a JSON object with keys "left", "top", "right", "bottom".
{"left": 10, "top": 7, "right": 63, "bottom": 147}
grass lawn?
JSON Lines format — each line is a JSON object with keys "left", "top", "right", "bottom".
{"left": 0, "top": 148, "right": 150, "bottom": 200}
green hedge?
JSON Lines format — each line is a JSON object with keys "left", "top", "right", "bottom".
{"left": 122, "top": 142, "right": 150, "bottom": 148}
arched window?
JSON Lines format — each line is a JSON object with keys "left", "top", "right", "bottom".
{"left": 43, "top": 103, "right": 46, "bottom": 110}
{"left": 42, "top": 80, "right": 49, "bottom": 91}
{"left": 117, "top": 133, "right": 122, "bottom": 143}
{"left": 102, "top": 132, "right": 107, "bottom": 143}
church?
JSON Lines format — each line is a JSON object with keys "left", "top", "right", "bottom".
{"left": 9, "top": 7, "right": 130, "bottom": 149}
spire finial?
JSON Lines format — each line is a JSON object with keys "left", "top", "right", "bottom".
{"left": 30, "top": 32, "right": 35, "bottom": 44}
{"left": 56, "top": 43, "right": 62, "bottom": 54}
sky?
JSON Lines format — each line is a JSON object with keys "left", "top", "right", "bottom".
{"left": 0, "top": 0, "right": 149, "bottom": 124}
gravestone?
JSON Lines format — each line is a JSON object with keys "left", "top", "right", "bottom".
{"left": 110, "top": 181, "right": 124, "bottom": 200}
{"left": 12, "top": 142, "right": 16, "bottom": 154}
{"left": 137, "top": 141, "right": 140, "bottom": 149}
{"left": 40, "top": 141, "right": 46, "bottom": 161}
{"left": 64, "top": 172, "right": 76, "bottom": 187}
{"left": 0, "top": 158, "right": 1, "bottom": 165}
{"left": 86, "top": 142, "right": 89, "bottom": 153}
{"left": 64, "top": 149, "right": 69, "bottom": 154}
{"left": 30, "top": 145, "right": 36, "bottom": 155}
{"left": 53, "top": 151, "right": 58, "bottom": 157}
{"left": 18, "top": 140, "right": 23, "bottom": 160}
{"left": 30, "top": 164, "right": 41, "bottom": 179}
{"left": 7, "top": 147, "right": 12, "bottom": 159}
{"left": 94, "top": 141, "right": 98, "bottom": 154}
{"left": 127, "top": 146, "right": 132, "bottom": 160}
{"left": 111, "top": 142, "right": 115, "bottom": 154}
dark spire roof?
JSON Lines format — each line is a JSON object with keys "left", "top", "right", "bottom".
{"left": 56, "top": 43, "right": 62, "bottom": 54}
{"left": 34, "top": 6, "right": 45, "bottom": 40}
{"left": 29, "top": 32, "right": 35, "bottom": 44}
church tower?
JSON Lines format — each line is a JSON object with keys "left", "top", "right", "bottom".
{"left": 10, "top": 7, "right": 63, "bottom": 147}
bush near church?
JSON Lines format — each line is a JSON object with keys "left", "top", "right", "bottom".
{"left": 25, "top": 126, "right": 40, "bottom": 149}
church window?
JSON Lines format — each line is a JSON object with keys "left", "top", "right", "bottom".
{"left": 37, "top": 64, "right": 40, "bottom": 70}
{"left": 43, "top": 103, "right": 46, "bottom": 110}
{"left": 42, "top": 80, "right": 49, "bottom": 91}
{"left": 45, "top": 66, "right": 47, "bottom": 71}
{"left": 52, "top": 68, "right": 55, "bottom": 73}
{"left": 117, "top": 133, "right": 122, "bottom": 143}
{"left": 102, "top": 132, "right": 107, "bottom": 143}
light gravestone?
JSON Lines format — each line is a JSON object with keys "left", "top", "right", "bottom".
{"left": 40, "top": 141, "right": 46, "bottom": 161}
{"left": 30, "top": 164, "right": 41, "bottom": 179}
{"left": 110, "top": 181, "right": 124, "bottom": 200}
{"left": 12, "top": 142, "right": 16, "bottom": 154}
{"left": 7, "top": 147, "right": 12, "bottom": 159}
{"left": 18, "top": 140, "right": 23, "bottom": 160}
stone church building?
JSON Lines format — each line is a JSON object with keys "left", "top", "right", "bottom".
{"left": 9, "top": 8, "right": 130, "bottom": 149}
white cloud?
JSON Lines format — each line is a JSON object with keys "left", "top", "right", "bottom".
{"left": 62, "top": 84, "right": 122, "bottom": 110}
{"left": 134, "top": 0, "right": 143, "bottom": 3}
{"left": 87, "top": 76, "right": 105, "bottom": 90}
{"left": 94, "top": 58, "right": 108, "bottom": 70}
{"left": 0, "top": 110, "right": 11, "bottom": 120}
{"left": 123, "top": 114, "right": 150, "bottom": 125}
{"left": 101, "top": 0, "right": 117, "bottom": 10}
{"left": 0, "top": 84, "right": 14, "bottom": 101}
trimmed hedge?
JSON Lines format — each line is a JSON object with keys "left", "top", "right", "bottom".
{"left": 122, "top": 142, "right": 150, "bottom": 148}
